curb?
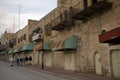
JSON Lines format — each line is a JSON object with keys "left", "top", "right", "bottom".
{"left": 23, "top": 66, "right": 77, "bottom": 80}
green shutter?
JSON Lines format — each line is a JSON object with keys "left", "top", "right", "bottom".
{"left": 64, "top": 35, "right": 77, "bottom": 50}
{"left": 52, "top": 35, "right": 77, "bottom": 51}
{"left": 22, "top": 43, "right": 34, "bottom": 51}
{"left": 8, "top": 48, "right": 14, "bottom": 54}
{"left": 14, "top": 49, "right": 19, "bottom": 53}
{"left": 43, "top": 40, "right": 53, "bottom": 51}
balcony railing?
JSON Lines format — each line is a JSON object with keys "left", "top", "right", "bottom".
{"left": 73, "top": 0, "right": 113, "bottom": 20}
{"left": 0, "top": 45, "right": 8, "bottom": 51}
{"left": 51, "top": 10, "right": 74, "bottom": 31}
{"left": 32, "top": 33, "right": 41, "bottom": 42}
{"left": 51, "top": 1, "right": 112, "bottom": 31}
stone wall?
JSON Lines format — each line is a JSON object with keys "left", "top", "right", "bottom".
{"left": 40, "top": 0, "right": 120, "bottom": 77}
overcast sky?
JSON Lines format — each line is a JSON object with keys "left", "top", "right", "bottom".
{"left": 0, "top": 0, "right": 57, "bottom": 35}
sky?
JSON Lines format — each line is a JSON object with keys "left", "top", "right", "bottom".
{"left": 0, "top": 0, "right": 57, "bottom": 35}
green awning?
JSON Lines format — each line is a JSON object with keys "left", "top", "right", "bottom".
{"left": 0, "top": 45, "right": 7, "bottom": 51}
{"left": 0, "top": 50, "right": 8, "bottom": 55}
{"left": 14, "top": 49, "right": 19, "bottom": 53}
{"left": 22, "top": 43, "right": 34, "bottom": 51}
{"left": 8, "top": 48, "right": 14, "bottom": 54}
{"left": 14, "top": 46, "right": 23, "bottom": 53}
{"left": 43, "top": 40, "right": 53, "bottom": 51}
{"left": 64, "top": 35, "right": 77, "bottom": 50}
{"left": 53, "top": 35, "right": 77, "bottom": 51}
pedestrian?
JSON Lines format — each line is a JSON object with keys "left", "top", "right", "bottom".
{"left": 16, "top": 58, "right": 19, "bottom": 66}
{"left": 29, "top": 56, "right": 32, "bottom": 65}
{"left": 22, "top": 57, "right": 25, "bottom": 66}
{"left": 25, "top": 57, "right": 28, "bottom": 65}
{"left": 9, "top": 57, "right": 14, "bottom": 67}
{"left": 20, "top": 58, "right": 22, "bottom": 66}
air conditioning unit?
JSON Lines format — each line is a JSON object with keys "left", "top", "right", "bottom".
{"left": 32, "top": 34, "right": 42, "bottom": 41}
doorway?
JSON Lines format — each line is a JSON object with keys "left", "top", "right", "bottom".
{"left": 83, "top": 0, "right": 88, "bottom": 8}
{"left": 95, "top": 53, "right": 102, "bottom": 75}
{"left": 111, "top": 50, "right": 120, "bottom": 78}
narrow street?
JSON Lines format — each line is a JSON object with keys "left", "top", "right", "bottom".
{"left": 0, "top": 61, "right": 70, "bottom": 80}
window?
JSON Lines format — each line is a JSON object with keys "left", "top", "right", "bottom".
{"left": 23, "top": 34, "right": 26, "bottom": 40}
{"left": 9, "top": 39, "right": 13, "bottom": 48}
{"left": 64, "top": 10, "right": 68, "bottom": 19}
{"left": 21, "top": 36, "right": 23, "bottom": 41}
{"left": 29, "top": 34, "right": 32, "bottom": 42}
{"left": 18, "top": 38, "right": 20, "bottom": 43}
{"left": 83, "top": 0, "right": 88, "bottom": 8}
{"left": 45, "top": 25, "right": 51, "bottom": 36}
{"left": 6, "top": 42, "right": 8, "bottom": 45}
{"left": 14, "top": 39, "right": 16, "bottom": 45}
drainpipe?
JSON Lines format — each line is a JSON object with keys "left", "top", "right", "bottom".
{"left": 41, "top": 37, "right": 44, "bottom": 69}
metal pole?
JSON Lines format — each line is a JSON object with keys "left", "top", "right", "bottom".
{"left": 18, "top": 4, "right": 21, "bottom": 30}
{"left": 41, "top": 39, "right": 44, "bottom": 69}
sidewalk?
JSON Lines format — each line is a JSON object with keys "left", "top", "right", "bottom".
{"left": 23, "top": 65, "right": 112, "bottom": 80}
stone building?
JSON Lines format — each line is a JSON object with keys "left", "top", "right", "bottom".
{"left": 14, "top": 20, "right": 39, "bottom": 65}
{"left": 0, "top": 0, "right": 119, "bottom": 79}
{"left": 0, "top": 31, "right": 16, "bottom": 61}
{"left": 32, "top": 0, "right": 120, "bottom": 79}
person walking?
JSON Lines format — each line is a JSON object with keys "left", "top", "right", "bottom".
{"left": 9, "top": 57, "right": 14, "bottom": 67}
{"left": 16, "top": 58, "right": 19, "bottom": 66}
{"left": 29, "top": 56, "right": 32, "bottom": 65}
{"left": 25, "top": 57, "right": 28, "bottom": 65}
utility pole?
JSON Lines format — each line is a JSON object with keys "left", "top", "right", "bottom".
{"left": 18, "top": 4, "right": 21, "bottom": 30}
{"left": 13, "top": 16, "right": 15, "bottom": 33}
{"left": 41, "top": 37, "right": 44, "bottom": 69}
{"left": 40, "top": 28, "right": 44, "bottom": 69}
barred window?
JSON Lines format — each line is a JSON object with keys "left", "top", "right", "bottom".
{"left": 29, "top": 34, "right": 32, "bottom": 42}
{"left": 23, "top": 34, "right": 26, "bottom": 40}
{"left": 18, "top": 38, "right": 20, "bottom": 43}
{"left": 45, "top": 25, "right": 51, "bottom": 36}
{"left": 21, "top": 36, "right": 23, "bottom": 41}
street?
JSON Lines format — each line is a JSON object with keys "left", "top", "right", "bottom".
{"left": 0, "top": 61, "right": 70, "bottom": 80}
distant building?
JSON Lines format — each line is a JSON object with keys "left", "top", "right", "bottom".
{"left": 0, "top": 31, "right": 16, "bottom": 61}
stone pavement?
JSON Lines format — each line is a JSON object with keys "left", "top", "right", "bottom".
{"left": 23, "top": 65, "right": 113, "bottom": 80}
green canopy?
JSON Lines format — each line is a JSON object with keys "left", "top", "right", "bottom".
{"left": 8, "top": 48, "right": 14, "bottom": 54}
{"left": 22, "top": 43, "right": 34, "bottom": 51}
{"left": 64, "top": 35, "right": 77, "bottom": 50}
{"left": 53, "top": 35, "right": 77, "bottom": 51}
{"left": 14, "top": 48, "right": 19, "bottom": 53}
{"left": 0, "top": 50, "right": 8, "bottom": 55}
{"left": 43, "top": 40, "right": 53, "bottom": 51}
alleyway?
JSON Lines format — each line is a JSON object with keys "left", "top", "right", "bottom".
{"left": 0, "top": 61, "right": 70, "bottom": 80}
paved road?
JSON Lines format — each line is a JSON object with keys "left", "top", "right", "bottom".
{"left": 0, "top": 61, "right": 70, "bottom": 80}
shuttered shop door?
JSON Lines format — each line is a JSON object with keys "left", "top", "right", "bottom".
{"left": 112, "top": 50, "right": 120, "bottom": 78}
{"left": 65, "top": 53, "right": 75, "bottom": 70}
{"left": 95, "top": 53, "right": 102, "bottom": 75}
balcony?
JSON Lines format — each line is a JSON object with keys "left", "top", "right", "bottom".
{"left": 51, "top": 11, "right": 74, "bottom": 31}
{"left": 32, "top": 33, "right": 41, "bottom": 42}
{"left": 0, "top": 45, "right": 8, "bottom": 52}
{"left": 99, "top": 27, "right": 120, "bottom": 44}
{"left": 73, "top": 1, "right": 113, "bottom": 20}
